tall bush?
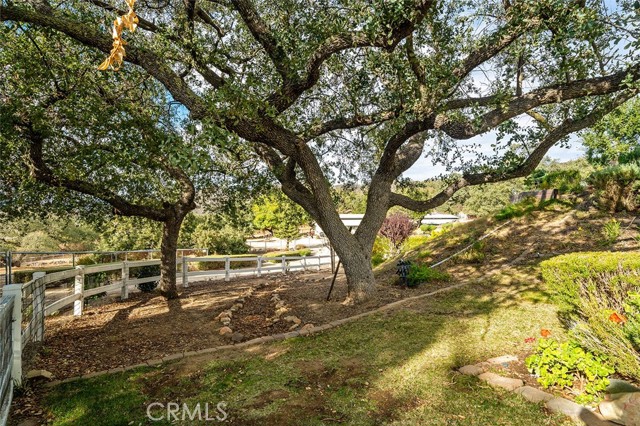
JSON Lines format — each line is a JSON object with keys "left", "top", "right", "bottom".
{"left": 541, "top": 252, "right": 640, "bottom": 380}
{"left": 379, "top": 212, "right": 415, "bottom": 255}
{"left": 192, "top": 225, "right": 249, "bottom": 255}
{"left": 588, "top": 164, "right": 640, "bottom": 212}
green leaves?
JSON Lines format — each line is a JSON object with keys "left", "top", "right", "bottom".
{"left": 525, "top": 338, "right": 615, "bottom": 404}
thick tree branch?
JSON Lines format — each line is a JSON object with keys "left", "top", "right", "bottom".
{"left": 230, "top": 0, "right": 292, "bottom": 82}
{"left": 302, "top": 109, "right": 399, "bottom": 140}
{"left": 389, "top": 92, "right": 636, "bottom": 212}
{"left": 434, "top": 65, "right": 640, "bottom": 139}
{"left": 267, "top": 0, "right": 436, "bottom": 112}
{"left": 25, "top": 127, "right": 168, "bottom": 221}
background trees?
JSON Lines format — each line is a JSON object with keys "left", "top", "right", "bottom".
{"left": 2, "top": 0, "right": 639, "bottom": 302}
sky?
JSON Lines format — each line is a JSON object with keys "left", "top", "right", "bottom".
{"left": 403, "top": 133, "right": 585, "bottom": 180}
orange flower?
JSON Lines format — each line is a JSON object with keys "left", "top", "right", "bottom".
{"left": 609, "top": 312, "right": 627, "bottom": 324}
{"left": 540, "top": 329, "right": 551, "bottom": 338}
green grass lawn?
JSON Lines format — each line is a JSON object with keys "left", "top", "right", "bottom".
{"left": 43, "top": 276, "right": 574, "bottom": 426}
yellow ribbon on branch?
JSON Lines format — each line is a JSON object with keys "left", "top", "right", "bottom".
{"left": 98, "top": 0, "right": 138, "bottom": 71}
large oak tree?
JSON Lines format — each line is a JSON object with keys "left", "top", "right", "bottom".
{"left": 2, "top": 0, "right": 639, "bottom": 302}
{"left": 0, "top": 26, "right": 258, "bottom": 298}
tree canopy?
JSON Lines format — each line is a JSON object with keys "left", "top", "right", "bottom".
{"left": 2, "top": 0, "right": 639, "bottom": 302}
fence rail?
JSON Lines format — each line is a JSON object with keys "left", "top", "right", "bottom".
{"left": 0, "top": 252, "right": 334, "bottom": 424}
{"left": 0, "top": 296, "right": 14, "bottom": 426}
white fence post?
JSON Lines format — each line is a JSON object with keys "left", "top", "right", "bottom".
{"left": 224, "top": 257, "right": 230, "bottom": 282}
{"left": 121, "top": 261, "right": 129, "bottom": 300}
{"left": 182, "top": 256, "right": 188, "bottom": 288}
{"left": 317, "top": 255, "right": 321, "bottom": 272}
{"left": 32, "top": 272, "right": 45, "bottom": 342}
{"left": 3, "top": 284, "right": 23, "bottom": 386}
{"left": 281, "top": 255, "right": 286, "bottom": 274}
{"left": 302, "top": 256, "right": 307, "bottom": 272}
{"left": 256, "top": 256, "right": 262, "bottom": 277}
{"left": 74, "top": 266, "right": 84, "bottom": 316}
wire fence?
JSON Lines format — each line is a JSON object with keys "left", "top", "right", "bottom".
{"left": 0, "top": 296, "right": 15, "bottom": 426}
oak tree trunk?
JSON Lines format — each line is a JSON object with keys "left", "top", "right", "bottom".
{"left": 158, "top": 214, "right": 184, "bottom": 299}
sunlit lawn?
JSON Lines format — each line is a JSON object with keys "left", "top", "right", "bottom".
{"left": 41, "top": 273, "right": 576, "bottom": 426}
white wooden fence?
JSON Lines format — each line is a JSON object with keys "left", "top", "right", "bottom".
{"left": 0, "top": 253, "right": 334, "bottom": 397}
{"left": 0, "top": 296, "right": 14, "bottom": 426}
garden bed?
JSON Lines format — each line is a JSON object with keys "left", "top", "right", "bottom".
{"left": 34, "top": 269, "right": 449, "bottom": 380}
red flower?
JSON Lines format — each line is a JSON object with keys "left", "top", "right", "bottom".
{"left": 524, "top": 337, "right": 536, "bottom": 344}
{"left": 540, "top": 329, "right": 551, "bottom": 338}
{"left": 609, "top": 312, "right": 627, "bottom": 324}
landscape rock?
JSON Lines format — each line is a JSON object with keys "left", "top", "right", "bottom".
{"left": 236, "top": 298, "right": 245, "bottom": 304}
{"left": 17, "top": 419, "right": 40, "bottom": 426}
{"left": 546, "top": 398, "right": 611, "bottom": 425}
{"left": 599, "top": 392, "right": 640, "bottom": 425}
{"left": 219, "top": 326, "right": 233, "bottom": 336}
{"left": 300, "top": 324, "right": 314, "bottom": 332}
{"left": 284, "top": 315, "right": 302, "bottom": 324}
{"left": 606, "top": 379, "right": 640, "bottom": 394}
{"left": 221, "top": 318, "right": 231, "bottom": 326}
{"left": 478, "top": 372, "right": 524, "bottom": 391}
{"left": 275, "top": 307, "right": 289, "bottom": 316}
{"left": 458, "top": 364, "right": 484, "bottom": 376}
{"left": 275, "top": 301, "right": 286, "bottom": 309}
{"left": 231, "top": 333, "right": 245, "bottom": 343}
{"left": 288, "top": 323, "right": 300, "bottom": 331}
{"left": 513, "top": 386, "right": 554, "bottom": 403}
{"left": 486, "top": 355, "right": 518, "bottom": 366}
{"left": 25, "top": 369, "right": 53, "bottom": 380}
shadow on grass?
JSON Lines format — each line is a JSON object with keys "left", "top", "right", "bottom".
{"left": 40, "top": 273, "right": 570, "bottom": 426}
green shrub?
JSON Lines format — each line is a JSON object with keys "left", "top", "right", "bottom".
{"left": 372, "top": 235, "right": 392, "bottom": 263}
{"left": 525, "top": 337, "right": 614, "bottom": 404}
{"left": 263, "top": 249, "right": 311, "bottom": 258}
{"left": 458, "top": 240, "right": 486, "bottom": 264}
{"left": 400, "top": 235, "right": 430, "bottom": 253}
{"left": 406, "top": 264, "right": 450, "bottom": 287}
{"left": 420, "top": 224, "right": 436, "bottom": 233}
{"left": 371, "top": 253, "right": 385, "bottom": 267}
{"left": 588, "top": 164, "right": 640, "bottom": 212}
{"left": 192, "top": 225, "right": 249, "bottom": 255}
{"left": 600, "top": 219, "right": 621, "bottom": 245}
{"left": 129, "top": 264, "right": 161, "bottom": 279}
{"left": 495, "top": 199, "right": 538, "bottom": 220}
{"left": 540, "top": 170, "right": 583, "bottom": 194}
{"left": 541, "top": 252, "right": 640, "bottom": 313}
{"left": 541, "top": 252, "right": 640, "bottom": 380}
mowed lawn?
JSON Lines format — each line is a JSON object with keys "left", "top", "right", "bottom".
{"left": 43, "top": 276, "right": 574, "bottom": 426}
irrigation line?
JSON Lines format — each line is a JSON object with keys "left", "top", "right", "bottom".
{"left": 429, "top": 220, "right": 513, "bottom": 269}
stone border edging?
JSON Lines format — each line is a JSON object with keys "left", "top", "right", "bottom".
{"left": 44, "top": 281, "right": 470, "bottom": 388}
{"left": 458, "top": 356, "right": 615, "bottom": 426}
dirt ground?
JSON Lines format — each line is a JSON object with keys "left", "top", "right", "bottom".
{"left": 35, "top": 268, "right": 448, "bottom": 380}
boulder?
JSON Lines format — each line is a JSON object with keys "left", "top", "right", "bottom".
{"left": 599, "top": 392, "right": 640, "bottom": 425}
{"left": 219, "top": 326, "right": 233, "bottom": 336}
{"left": 25, "top": 369, "right": 53, "bottom": 380}
{"left": 284, "top": 315, "right": 302, "bottom": 324}
{"left": 458, "top": 365, "right": 484, "bottom": 376}
{"left": 300, "top": 324, "right": 314, "bottom": 332}
{"left": 231, "top": 332, "right": 245, "bottom": 343}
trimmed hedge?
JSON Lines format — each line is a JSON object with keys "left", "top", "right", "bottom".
{"left": 541, "top": 252, "right": 640, "bottom": 313}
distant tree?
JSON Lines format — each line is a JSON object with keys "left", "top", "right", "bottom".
{"left": 379, "top": 213, "right": 415, "bottom": 254}
{"left": 583, "top": 99, "right": 640, "bottom": 166}
{"left": 252, "top": 194, "right": 309, "bottom": 247}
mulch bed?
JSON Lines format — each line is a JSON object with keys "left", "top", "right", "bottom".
{"left": 32, "top": 269, "right": 448, "bottom": 381}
